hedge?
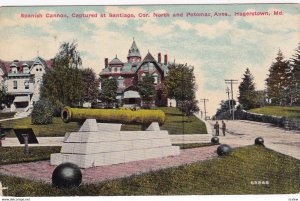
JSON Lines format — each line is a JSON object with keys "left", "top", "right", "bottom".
{"left": 61, "top": 107, "right": 166, "bottom": 125}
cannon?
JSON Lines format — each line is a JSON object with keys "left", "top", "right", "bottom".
{"left": 61, "top": 106, "right": 166, "bottom": 125}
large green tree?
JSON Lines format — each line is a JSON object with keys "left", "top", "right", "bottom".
{"left": 289, "top": 44, "right": 300, "bottom": 105}
{"left": 164, "top": 63, "right": 199, "bottom": 116}
{"left": 266, "top": 49, "right": 290, "bottom": 105}
{"left": 238, "top": 68, "right": 259, "bottom": 110}
{"left": 137, "top": 74, "right": 156, "bottom": 109}
{"left": 164, "top": 63, "right": 196, "bottom": 104}
{"left": 41, "top": 41, "right": 85, "bottom": 113}
{"left": 100, "top": 78, "right": 118, "bottom": 108}
{"left": 82, "top": 68, "right": 99, "bottom": 106}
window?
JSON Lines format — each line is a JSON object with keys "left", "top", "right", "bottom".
{"left": 36, "top": 68, "right": 38, "bottom": 71}
{"left": 114, "top": 67, "right": 118, "bottom": 72}
{"left": 153, "top": 73, "right": 158, "bottom": 84}
{"left": 24, "top": 81, "right": 29, "bottom": 89}
{"left": 117, "top": 76, "right": 124, "bottom": 87}
{"left": 13, "top": 81, "right": 17, "bottom": 89}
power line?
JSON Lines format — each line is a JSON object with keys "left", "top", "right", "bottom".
{"left": 200, "top": 98, "right": 209, "bottom": 119}
{"left": 225, "top": 79, "right": 238, "bottom": 120}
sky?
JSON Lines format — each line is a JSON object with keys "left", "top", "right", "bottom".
{"left": 0, "top": 4, "right": 299, "bottom": 116}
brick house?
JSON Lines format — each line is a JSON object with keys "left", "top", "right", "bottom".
{"left": 99, "top": 40, "right": 170, "bottom": 107}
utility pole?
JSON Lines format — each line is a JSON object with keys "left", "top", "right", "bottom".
{"left": 226, "top": 86, "right": 231, "bottom": 117}
{"left": 225, "top": 79, "right": 238, "bottom": 120}
{"left": 200, "top": 99, "right": 209, "bottom": 119}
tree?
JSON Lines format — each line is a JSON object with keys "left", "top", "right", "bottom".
{"left": 164, "top": 63, "right": 196, "bottom": 103}
{"left": 215, "top": 99, "right": 236, "bottom": 118}
{"left": 0, "top": 85, "right": 14, "bottom": 110}
{"left": 238, "top": 68, "right": 259, "bottom": 110}
{"left": 179, "top": 100, "right": 200, "bottom": 117}
{"left": 41, "top": 41, "right": 85, "bottom": 113}
{"left": 137, "top": 74, "right": 156, "bottom": 109}
{"left": 82, "top": 68, "right": 99, "bottom": 106}
{"left": 100, "top": 78, "right": 118, "bottom": 108}
{"left": 266, "top": 49, "right": 291, "bottom": 105}
{"left": 289, "top": 44, "right": 300, "bottom": 105}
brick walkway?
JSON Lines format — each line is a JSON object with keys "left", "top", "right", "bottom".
{"left": 0, "top": 145, "right": 218, "bottom": 184}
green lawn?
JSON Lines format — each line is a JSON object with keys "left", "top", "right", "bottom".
{"left": 0, "top": 107, "right": 207, "bottom": 137}
{"left": 0, "top": 146, "right": 61, "bottom": 165}
{"left": 122, "top": 107, "right": 207, "bottom": 134}
{"left": 0, "top": 146, "right": 299, "bottom": 196}
{"left": 0, "top": 112, "right": 16, "bottom": 120}
{"left": 249, "top": 106, "right": 300, "bottom": 120}
{"left": 0, "top": 117, "right": 79, "bottom": 137}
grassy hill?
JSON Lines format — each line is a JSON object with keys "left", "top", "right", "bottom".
{"left": 249, "top": 106, "right": 300, "bottom": 120}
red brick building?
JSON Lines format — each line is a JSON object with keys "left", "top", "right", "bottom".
{"left": 99, "top": 40, "right": 170, "bottom": 107}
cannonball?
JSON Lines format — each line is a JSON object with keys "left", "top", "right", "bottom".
{"left": 217, "top": 144, "right": 232, "bottom": 156}
{"left": 52, "top": 162, "right": 82, "bottom": 188}
{"left": 255, "top": 137, "right": 264, "bottom": 145}
{"left": 211, "top": 137, "right": 219, "bottom": 144}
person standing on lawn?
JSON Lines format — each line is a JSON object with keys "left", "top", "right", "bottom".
{"left": 221, "top": 120, "right": 226, "bottom": 136}
{"left": 214, "top": 121, "right": 219, "bottom": 136}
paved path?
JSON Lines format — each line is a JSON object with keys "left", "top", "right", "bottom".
{"left": 0, "top": 145, "right": 219, "bottom": 184}
{"left": 209, "top": 120, "right": 300, "bottom": 160}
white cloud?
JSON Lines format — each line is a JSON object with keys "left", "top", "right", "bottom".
{"left": 0, "top": 10, "right": 60, "bottom": 31}
{"left": 241, "top": 8, "right": 300, "bottom": 32}
{"left": 173, "top": 20, "right": 232, "bottom": 39}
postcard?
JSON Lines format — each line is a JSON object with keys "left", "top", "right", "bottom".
{"left": 0, "top": 2, "right": 299, "bottom": 200}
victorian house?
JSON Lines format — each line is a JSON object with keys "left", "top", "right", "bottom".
{"left": 99, "top": 40, "right": 170, "bottom": 107}
{"left": 0, "top": 57, "right": 53, "bottom": 111}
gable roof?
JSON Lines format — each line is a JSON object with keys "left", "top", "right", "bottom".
{"left": 142, "top": 52, "right": 156, "bottom": 63}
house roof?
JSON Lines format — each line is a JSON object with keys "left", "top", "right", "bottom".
{"left": 109, "top": 56, "right": 124, "bottom": 65}
{"left": 0, "top": 57, "right": 53, "bottom": 75}
{"left": 142, "top": 52, "right": 156, "bottom": 63}
{"left": 123, "top": 90, "right": 141, "bottom": 99}
{"left": 127, "top": 40, "right": 141, "bottom": 58}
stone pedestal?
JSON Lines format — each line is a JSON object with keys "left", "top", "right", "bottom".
{"left": 51, "top": 119, "right": 180, "bottom": 168}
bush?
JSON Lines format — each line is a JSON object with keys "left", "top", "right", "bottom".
{"left": 32, "top": 100, "right": 54, "bottom": 125}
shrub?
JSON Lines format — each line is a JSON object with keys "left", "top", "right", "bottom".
{"left": 32, "top": 100, "right": 54, "bottom": 125}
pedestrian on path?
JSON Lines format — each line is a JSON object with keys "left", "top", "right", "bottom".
{"left": 214, "top": 121, "right": 219, "bottom": 136}
{"left": 221, "top": 120, "right": 226, "bottom": 136}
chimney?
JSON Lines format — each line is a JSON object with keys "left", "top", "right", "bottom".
{"left": 164, "top": 54, "right": 168, "bottom": 65}
{"left": 105, "top": 58, "right": 108, "bottom": 68}
{"left": 158, "top": 53, "right": 161, "bottom": 63}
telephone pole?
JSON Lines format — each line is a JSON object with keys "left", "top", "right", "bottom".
{"left": 200, "top": 99, "right": 209, "bottom": 119}
{"left": 225, "top": 79, "right": 238, "bottom": 120}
